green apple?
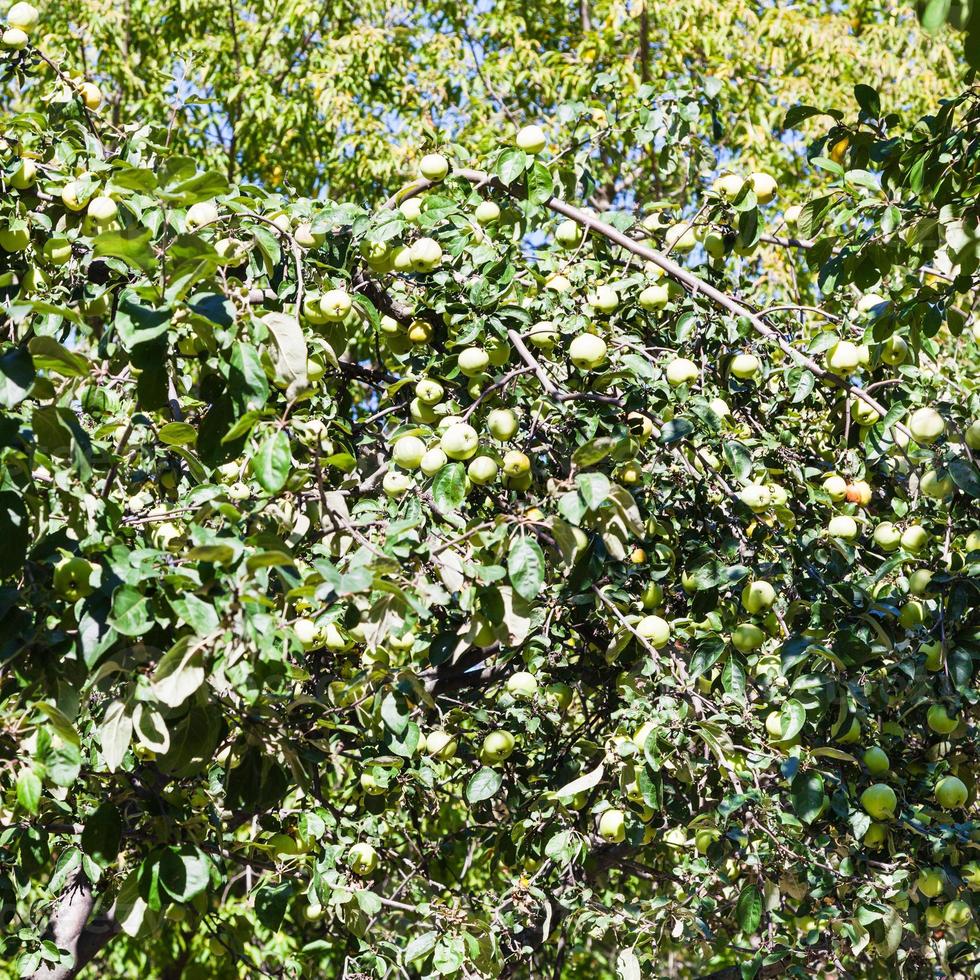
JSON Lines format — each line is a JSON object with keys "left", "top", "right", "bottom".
{"left": 966, "top": 530, "right": 980, "bottom": 552}
{"left": 0, "top": 225, "right": 29, "bottom": 252}
{"left": 61, "top": 180, "right": 87, "bottom": 211}
{"left": 730, "top": 353, "right": 760, "bottom": 380}
{"left": 908, "top": 569, "right": 934, "bottom": 595}
{"left": 185, "top": 200, "right": 219, "bottom": 230}
{"left": 348, "top": 842, "right": 378, "bottom": 876}
{"left": 703, "top": 229, "right": 727, "bottom": 258}
{"left": 475, "top": 200, "right": 500, "bottom": 225}
{"left": 467, "top": 455, "right": 498, "bottom": 485}
{"left": 399, "top": 198, "right": 422, "bottom": 222}
{"left": 828, "top": 515, "right": 859, "bottom": 541}
{"left": 441, "top": 422, "right": 478, "bottom": 460}
{"left": 641, "top": 582, "right": 663, "bottom": 610}
{"left": 506, "top": 671, "right": 538, "bottom": 700}
{"left": 545, "top": 273, "right": 572, "bottom": 293}
{"left": 419, "top": 152, "right": 449, "bottom": 181}
{"left": 921, "top": 469, "right": 954, "bottom": 499}
{"left": 638, "top": 283, "right": 670, "bottom": 310}
{"left": 420, "top": 447, "right": 448, "bottom": 476}
{"left": 664, "top": 222, "right": 696, "bottom": 252}
{"left": 569, "top": 333, "right": 607, "bottom": 371}
{"left": 297, "top": 223, "right": 326, "bottom": 249}
{"left": 837, "top": 717, "right": 861, "bottom": 744}
{"left": 41, "top": 237, "right": 72, "bottom": 266}
{"left": 382, "top": 470, "right": 412, "bottom": 498}
{"left": 414, "top": 379, "right": 444, "bottom": 406}
{"left": 87, "top": 195, "right": 118, "bottom": 224}
{"left": 935, "top": 776, "right": 968, "bottom": 809}
{"left": 823, "top": 474, "right": 848, "bottom": 501}
{"left": 319, "top": 288, "right": 352, "bottom": 322}
{"left": 590, "top": 284, "right": 619, "bottom": 313}
{"left": 898, "top": 600, "right": 926, "bottom": 629}
{"left": 880, "top": 334, "right": 908, "bottom": 365}
{"left": 927, "top": 705, "right": 958, "bottom": 735}
{"left": 268, "top": 832, "right": 300, "bottom": 857}
{"left": 597, "top": 808, "right": 626, "bottom": 843}
{"left": 293, "top": 617, "right": 319, "bottom": 649}
{"left": 749, "top": 172, "right": 778, "bottom": 204}
{"left": 78, "top": 82, "right": 102, "bottom": 110}
{"left": 943, "top": 899, "right": 973, "bottom": 928}
{"left": 359, "top": 770, "right": 387, "bottom": 796}
{"left": 826, "top": 340, "right": 861, "bottom": 373}
{"left": 424, "top": 730, "right": 457, "bottom": 760}
{"left": 731, "top": 623, "right": 765, "bottom": 653}
{"left": 846, "top": 479, "right": 872, "bottom": 505}
{"left": 458, "top": 347, "right": 490, "bottom": 377}
{"left": 410, "top": 237, "right": 442, "bottom": 272}
{"left": 695, "top": 828, "right": 721, "bottom": 854}
{"left": 864, "top": 822, "right": 887, "bottom": 849}
{"left": 901, "top": 525, "right": 929, "bottom": 553}
{"left": 486, "top": 408, "right": 518, "bottom": 442}
{"left": 966, "top": 421, "right": 980, "bottom": 450}
{"left": 922, "top": 639, "right": 944, "bottom": 671}
{"left": 516, "top": 124, "right": 547, "bottom": 153}
{"left": 7, "top": 2, "right": 39, "bottom": 31}
{"left": 741, "top": 580, "right": 776, "bottom": 614}
{"left": 545, "top": 682, "right": 573, "bottom": 712}
{"left": 712, "top": 173, "right": 744, "bottom": 199}
{"left": 873, "top": 522, "right": 902, "bottom": 552}
{"left": 860, "top": 783, "right": 897, "bottom": 820}
{"left": 10, "top": 157, "right": 36, "bottom": 189}
{"left": 960, "top": 861, "right": 980, "bottom": 891}
{"left": 53, "top": 556, "right": 97, "bottom": 600}
{"left": 480, "top": 730, "right": 516, "bottom": 764}
{"left": 528, "top": 320, "right": 558, "bottom": 349}
{"left": 391, "top": 435, "right": 426, "bottom": 469}
{"left": 863, "top": 747, "right": 890, "bottom": 775}
{"left": 738, "top": 483, "right": 771, "bottom": 513}
{"left": 917, "top": 868, "right": 945, "bottom": 898}
{"left": 2, "top": 26, "right": 27, "bottom": 48}
{"left": 502, "top": 450, "right": 531, "bottom": 478}
{"left": 555, "top": 219, "right": 583, "bottom": 248}
{"left": 636, "top": 614, "right": 670, "bottom": 648}
{"left": 665, "top": 357, "right": 698, "bottom": 387}
{"left": 851, "top": 397, "right": 880, "bottom": 426}
{"left": 908, "top": 407, "right": 945, "bottom": 445}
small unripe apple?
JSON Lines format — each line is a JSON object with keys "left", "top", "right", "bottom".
{"left": 597, "top": 808, "right": 626, "bottom": 843}
{"left": 53, "top": 556, "right": 98, "bottom": 600}
{"left": 319, "top": 288, "right": 352, "bottom": 321}
{"left": 730, "top": 353, "right": 760, "bottom": 380}
{"left": 863, "top": 746, "right": 890, "bottom": 775}
{"left": 528, "top": 320, "right": 558, "bottom": 349}
{"left": 636, "top": 614, "right": 670, "bottom": 648}
{"left": 943, "top": 899, "right": 973, "bottom": 928}
{"left": 87, "top": 195, "right": 118, "bottom": 224}
{"left": 410, "top": 237, "right": 442, "bottom": 272}
{"left": 664, "top": 222, "right": 696, "bottom": 253}
{"left": 419, "top": 152, "right": 449, "bottom": 181}
{"left": 966, "top": 530, "right": 980, "bottom": 552}
{"left": 665, "top": 357, "right": 698, "bottom": 387}
{"left": 749, "top": 172, "right": 778, "bottom": 204}
{"left": 425, "top": 730, "right": 458, "bottom": 760}
{"left": 872, "top": 522, "right": 901, "bottom": 552}
{"left": 917, "top": 868, "right": 945, "bottom": 898}
{"left": 506, "top": 671, "right": 538, "bottom": 699}
{"left": 901, "top": 524, "right": 929, "bottom": 553}
{"left": 738, "top": 482, "right": 771, "bottom": 513}
{"left": 295, "top": 223, "right": 326, "bottom": 250}
{"left": 441, "top": 422, "right": 479, "bottom": 460}
{"left": 415, "top": 378, "right": 444, "bottom": 405}
{"left": 823, "top": 474, "right": 848, "bottom": 501}
{"left": 480, "top": 730, "right": 516, "bottom": 764}
{"left": 348, "top": 842, "right": 378, "bottom": 876}
{"left": 502, "top": 450, "right": 531, "bottom": 478}
{"left": 420, "top": 447, "right": 448, "bottom": 476}
{"left": 828, "top": 515, "right": 859, "bottom": 541}
{"left": 185, "top": 200, "right": 219, "bottom": 230}
{"left": 516, "top": 124, "right": 547, "bottom": 153}
{"left": 7, "top": 2, "right": 39, "bottom": 30}
{"left": 391, "top": 435, "right": 426, "bottom": 469}
{"left": 569, "top": 333, "right": 607, "bottom": 371}
{"left": 898, "top": 600, "right": 926, "bottom": 629}
{"left": 475, "top": 200, "right": 500, "bottom": 225}
{"left": 399, "top": 198, "right": 422, "bottom": 222}
{"left": 865, "top": 822, "right": 888, "bottom": 848}
{"left": 935, "top": 775, "right": 968, "bottom": 809}
{"left": 703, "top": 229, "right": 726, "bottom": 258}
{"left": 712, "top": 173, "right": 744, "bottom": 199}
{"left": 544, "top": 682, "right": 573, "bottom": 712}
{"left": 555, "top": 219, "right": 583, "bottom": 248}
{"left": 78, "top": 81, "right": 102, "bottom": 110}
{"left": 880, "top": 334, "right": 908, "bottom": 365}
{"left": 731, "top": 622, "right": 765, "bottom": 653}
{"left": 908, "top": 569, "right": 934, "bottom": 595}
{"left": 638, "top": 283, "right": 670, "bottom": 310}
{"left": 826, "top": 340, "right": 861, "bottom": 373}
{"left": 927, "top": 705, "right": 959, "bottom": 735}
{"left": 784, "top": 204, "right": 802, "bottom": 225}
{"left": 457, "top": 347, "right": 490, "bottom": 377}
{"left": 0, "top": 225, "right": 30, "bottom": 252}
{"left": 851, "top": 398, "right": 880, "bottom": 427}
{"left": 908, "top": 407, "right": 945, "bottom": 445}
{"left": 965, "top": 421, "right": 980, "bottom": 450}
{"left": 407, "top": 319, "right": 433, "bottom": 344}
{"left": 10, "top": 157, "right": 36, "bottom": 189}
{"left": 2, "top": 25, "right": 27, "bottom": 48}
{"left": 590, "top": 284, "right": 619, "bottom": 314}
{"left": 860, "top": 783, "right": 897, "bottom": 820}
{"left": 741, "top": 580, "right": 776, "bottom": 614}
{"left": 467, "top": 455, "right": 498, "bottom": 485}
{"left": 920, "top": 468, "right": 954, "bottom": 499}
{"left": 922, "top": 639, "right": 944, "bottom": 671}
{"left": 544, "top": 273, "right": 572, "bottom": 293}
{"left": 487, "top": 408, "right": 518, "bottom": 442}
{"left": 382, "top": 470, "right": 412, "bottom": 498}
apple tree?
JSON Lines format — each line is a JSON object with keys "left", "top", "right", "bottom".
{"left": 1, "top": 6, "right": 980, "bottom": 980}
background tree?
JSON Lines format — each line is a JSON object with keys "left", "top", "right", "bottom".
{"left": 1, "top": 2, "right": 979, "bottom": 979}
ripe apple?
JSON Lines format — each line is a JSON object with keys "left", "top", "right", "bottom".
{"left": 475, "top": 200, "right": 500, "bottom": 225}
{"left": 78, "top": 82, "right": 102, "bottom": 110}
{"left": 636, "top": 614, "right": 670, "bottom": 648}
{"left": 569, "top": 333, "right": 607, "bottom": 371}
{"left": 741, "top": 580, "right": 776, "bottom": 614}
{"left": 419, "top": 152, "right": 449, "bottom": 181}
{"left": 860, "top": 783, "right": 897, "bottom": 820}
{"left": 936, "top": 776, "right": 968, "bottom": 809}
{"left": 920, "top": 468, "right": 954, "bottom": 499}
{"left": 901, "top": 524, "right": 929, "bottom": 553}
{"left": 502, "top": 450, "right": 530, "bottom": 478}
{"left": 712, "top": 173, "right": 744, "bottom": 199}
{"left": 749, "top": 172, "right": 778, "bottom": 204}
{"left": 863, "top": 746, "right": 889, "bottom": 775}
{"left": 480, "top": 730, "right": 516, "bottom": 764}
{"left": 382, "top": 470, "right": 412, "bottom": 498}
{"left": 738, "top": 482, "right": 771, "bottom": 512}
{"left": 516, "top": 125, "right": 547, "bottom": 153}
{"left": 53, "top": 556, "right": 98, "bottom": 600}
{"left": 664, "top": 222, "right": 697, "bottom": 252}
{"left": 638, "top": 283, "right": 670, "bottom": 310}
{"left": 908, "top": 407, "right": 945, "bottom": 444}
{"left": 828, "top": 515, "right": 859, "bottom": 541}
{"left": 845, "top": 479, "right": 872, "bottom": 505}
{"left": 597, "top": 808, "right": 626, "bottom": 843}
{"left": 348, "top": 842, "right": 378, "bottom": 876}
{"left": 880, "top": 335, "right": 908, "bottom": 365}
{"left": 731, "top": 623, "right": 765, "bottom": 653}
{"left": 487, "top": 408, "right": 518, "bottom": 442}
{"left": 665, "top": 357, "right": 698, "bottom": 387}
{"left": 410, "top": 237, "right": 442, "bottom": 272}
{"left": 467, "top": 455, "right": 498, "bottom": 484}
{"left": 555, "top": 219, "right": 583, "bottom": 248}
{"left": 407, "top": 319, "right": 433, "bottom": 344}
{"left": 506, "top": 671, "right": 538, "bottom": 700}
{"left": 425, "top": 730, "right": 458, "bottom": 760}
{"left": 440, "top": 422, "right": 479, "bottom": 460}
{"left": 917, "top": 868, "right": 945, "bottom": 898}
{"left": 458, "top": 347, "right": 490, "bottom": 376}
{"left": 826, "top": 340, "right": 862, "bottom": 373}
{"left": 391, "top": 435, "right": 426, "bottom": 469}
{"left": 7, "top": 2, "right": 39, "bottom": 30}
{"left": 928, "top": 705, "right": 959, "bottom": 735}
{"left": 420, "top": 447, "right": 448, "bottom": 476}
{"left": 730, "top": 353, "right": 760, "bottom": 380}
{"left": 872, "top": 522, "right": 901, "bottom": 552}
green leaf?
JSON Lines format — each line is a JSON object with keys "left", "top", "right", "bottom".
{"left": 27, "top": 336, "right": 89, "bottom": 377}
{"left": 432, "top": 461, "right": 466, "bottom": 512}
{"left": 404, "top": 931, "right": 439, "bottom": 963}
{"left": 572, "top": 436, "right": 618, "bottom": 467}
{"left": 158, "top": 422, "right": 197, "bottom": 446}
{"left": 723, "top": 441, "right": 753, "bottom": 480}
{"left": 496, "top": 148, "right": 529, "bottom": 186}
{"left": 113, "top": 294, "right": 172, "bottom": 350}
{"left": 110, "top": 585, "right": 154, "bottom": 637}
{"left": 779, "top": 699, "right": 807, "bottom": 741}
{"left": 93, "top": 226, "right": 157, "bottom": 272}
{"left": 791, "top": 770, "right": 826, "bottom": 824}
{"left": 0, "top": 346, "right": 35, "bottom": 408}
{"left": 151, "top": 638, "right": 206, "bottom": 708}
{"left": 255, "top": 880, "right": 293, "bottom": 931}
{"left": 253, "top": 430, "right": 292, "bottom": 494}
{"left": 16, "top": 769, "right": 41, "bottom": 815}
{"left": 0, "top": 491, "right": 30, "bottom": 578}
{"left": 526, "top": 162, "right": 554, "bottom": 204}
{"left": 549, "top": 762, "right": 604, "bottom": 801}
{"left": 81, "top": 802, "right": 122, "bottom": 866}
{"left": 262, "top": 311, "right": 308, "bottom": 396}
{"left": 659, "top": 418, "right": 693, "bottom": 444}
{"left": 466, "top": 767, "right": 502, "bottom": 804}
{"left": 919, "top": 0, "right": 951, "bottom": 32}
{"left": 99, "top": 700, "right": 132, "bottom": 773}
{"left": 576, "top": 471, "right": 610, "bottom": 510}
{"left": 508, "top": 536, "right": 545, "bottom": 600}
{"left": 735, "top": 885, "right": 762, "bottom": 934}
{"left": 948, "top": 458, "right": 980, "bottom": 498}
{"left": 159, "top": 846, "right": 211, "bottom": 902}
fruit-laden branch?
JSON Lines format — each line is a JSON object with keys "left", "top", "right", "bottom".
{"left": 30, "top": 871, "right": 120, "bottom": 980}
{"left": 390, "top": 169, "right": 912, "bottom": 442}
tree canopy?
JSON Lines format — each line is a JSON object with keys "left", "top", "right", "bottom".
{"left": 1, "top": 1, "right": 979, "bottom": 978}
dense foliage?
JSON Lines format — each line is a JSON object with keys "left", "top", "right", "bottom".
{"left": 1, "top": 2, "right": 979, "bottom": 979}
